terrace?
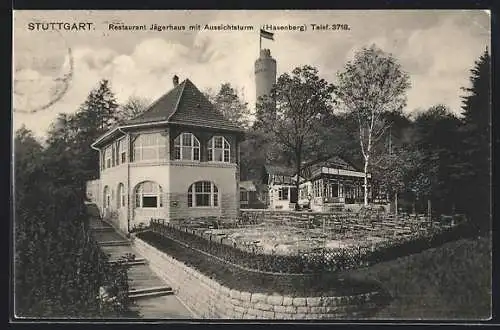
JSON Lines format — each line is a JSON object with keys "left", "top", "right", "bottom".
{"left": 133, "top": 209, "right": 474, "bottom": 308}
{"left": 164, "top": 211, "right": 462, "bottom": 252}
{"left": 145, "top": 210, "right": 470, "bottom": 275}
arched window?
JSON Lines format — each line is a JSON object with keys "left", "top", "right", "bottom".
{"left": 188, "top": 181, "right": 218, "bottom": 207}
{"left": 103, "top": 186, "right": 111, "bottom": 209}
{"left": 208, "top": 136, "right": 230, "bottom": 162}
{"left": 174, "top": 133, "right": 200, "bottom": 161}
{"left": 132, "top": 133, "right": 167, "bottom": 162}
{"left": 135, "top": 181, "right": 163, "bottom": 208}
{"left": 117, "top": 183, "right": 126, "bottom": 208}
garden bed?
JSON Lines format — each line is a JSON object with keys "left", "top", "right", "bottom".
{"left": 136, "top": 230, "right": 384, "bottom": 297}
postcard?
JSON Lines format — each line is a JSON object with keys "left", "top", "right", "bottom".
{"left": 12, "top": 9, "right": 492, "bottom": 321}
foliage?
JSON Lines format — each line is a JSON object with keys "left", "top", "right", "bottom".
{"left": 408, "top": 105, "right": 463, "bottom": 214}
{"left": 14, "top": 81, "right": 135, "bottom": 318}
{"left": 336, "top": 45, "right": 411, "bottom": 206}
{"left": 239, "top": 127, "right": 294, "bottom": 180}
{"left": 74, "top": 79, "right": 120, "bottom": 135}
{"left": 456, "top": 49, "right": 491, "bottom": 231}
{"left": 45, "top": 79, "right": 121, "bottom": 184}
{"left": 205, "top": 83, "right": 251, "bottom": 129}
{"left": 372, "top": 145, "right": 423, "bottom": 199}
{"left": 117, "top": 96, "right": 151, "bottom": 124}
{"left": 254, "top": 65, "right": 335, "bottom": 206}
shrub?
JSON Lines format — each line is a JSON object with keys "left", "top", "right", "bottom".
{"left": 15, "top": 188, "right": 133, "bottom": 318}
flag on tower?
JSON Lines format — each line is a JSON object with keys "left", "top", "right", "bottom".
{"left": 260, "top": 29, "right": 274, "bottom": 40}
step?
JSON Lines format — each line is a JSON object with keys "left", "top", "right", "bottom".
{"left": 108, "top": 258, "right": 147, "bottom": 266}
{"left": 129, "top": 290, "right": 175, "bottom": 300}
{"left": 99, "top": 240, "right": 131, "bottom": 247}
{"left": 91, "top": 227, "right": 115, "bottom": 232}
{"left": 129, "top": 286, "right": 174, "bottom": 300}
{"left": 129, "top": 285, "right": 173, "bottom": 295}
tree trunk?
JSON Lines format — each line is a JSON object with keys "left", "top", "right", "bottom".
{"left": 395, "top": 192, "right": 398, "bottom": 219}
{"left": 295, "top": 149, "right": 301, "bottom": 211}
{"left": 427, "top": 199, "right": 431, "bottom": 221}
{"left": 363, "top": 158, "right": 369, "bottom": 206}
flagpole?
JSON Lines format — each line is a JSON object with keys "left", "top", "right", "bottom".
{"left": 259, "top": 33, "right": 262, "bottom": 53}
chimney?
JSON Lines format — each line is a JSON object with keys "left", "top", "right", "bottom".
{"left": 173, "top": 75, "right": 179, "bottom": 87}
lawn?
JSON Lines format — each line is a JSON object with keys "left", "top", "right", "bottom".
{"left": 346, "top": 235, "right": 492, "bottom": 320}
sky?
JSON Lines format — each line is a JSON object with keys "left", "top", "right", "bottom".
{"left": 13, "top": 10, "right": 491, "bottom": 139}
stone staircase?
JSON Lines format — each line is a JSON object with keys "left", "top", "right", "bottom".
{"left": 86, "top": 203, "right": 193, "bottom": 318}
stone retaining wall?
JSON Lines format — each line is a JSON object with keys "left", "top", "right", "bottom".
{"left": 133, "top": 236, "right": 386, "bottom": 319}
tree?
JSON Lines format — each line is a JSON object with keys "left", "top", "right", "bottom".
{"left": 117, "top": 96, "right": 151, "bottom": 123}
{"left": 77, "top": 79, "right": 119, "bottom": 134}
{"left": 373, "top": 145, "right": 423, "bottom": 216}
{"left": 458, "top": 49, "right": 491, "bottom": 230}
{"left": 255, "top": 65, "right": 335, "bottom": 209}
{"left": 71, "top": 79, "right": 120, "bottom": 182}
{"left": 407, "top": 105, "right": 462, "bottom": 216}
{"left": 206, "top": 83, "right": 251, "bottom": 129}
{"left": 239, "top": 127, "right": 295, "bottom": 181}
{"left": 15, "top": 119, "right": 133, "bottom": 319}
{"left": 14, "top": 126, "right": 45, "bottom": 219}
{"left": 336, "top": 45, "right": 411, "bottom": 206}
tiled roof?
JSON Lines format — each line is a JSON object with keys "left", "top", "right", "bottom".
{"left": 124, "top": 79, "right": 243, "bottom": 132}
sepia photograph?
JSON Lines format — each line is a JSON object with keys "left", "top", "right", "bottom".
{"left": 12, "top": 9, "right": 492, "bottom": 321}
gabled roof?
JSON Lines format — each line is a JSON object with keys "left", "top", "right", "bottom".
{"left": 125, "top": 79, "right": 242, "bottom": 132}
{"left": 317, "top": 155, "right": 358, "bottom": 171}
{"left": 299, "top": 155, "right": 364, "bottom": 181}
{"left": 263, "top": 164, "right": 295, "bottom": 177}
{"left": 92, "top": 78, "right": 243, "bottom": 148}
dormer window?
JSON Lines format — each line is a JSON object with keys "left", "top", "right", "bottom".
{"left": 208, "top": 136, "right": 230, "bottom": 163}
{"left": 174, "top": 133, "right": 200, "bottom": 161}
